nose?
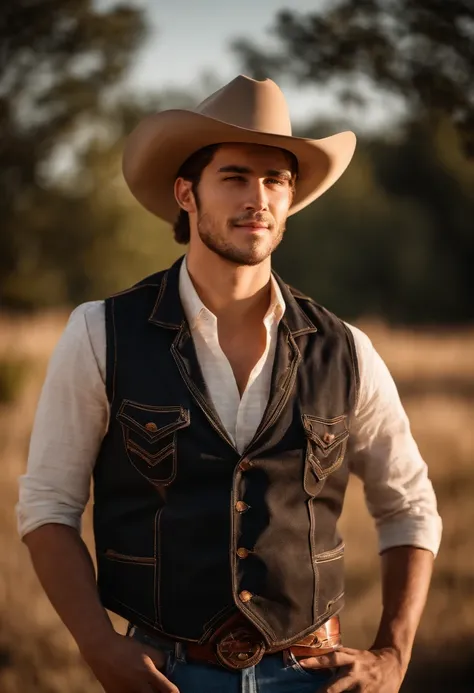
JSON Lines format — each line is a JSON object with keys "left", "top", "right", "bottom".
{"left": 244, "top": 180, "right": 269, "bottom": 212}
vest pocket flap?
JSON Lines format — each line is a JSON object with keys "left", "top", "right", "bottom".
{"left": 303, "top": 414, "right": 349, "bottom": 483}
{"left": 117, "top": 400, "right": 189, "bottom": 483}
{"left": 302, "top": 414, "right": 349, "bottom": 457}
{"left": 117, "top": 400, "right": 190, "bottom": 442}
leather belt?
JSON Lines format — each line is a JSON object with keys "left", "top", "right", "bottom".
{"left": 134, "top": 613, "right": 341, "bottom": 671}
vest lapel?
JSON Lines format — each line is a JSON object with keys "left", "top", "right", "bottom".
{"left": 171, "top": 324, "right": 236, "bottom": 450}
{"left": 147, "top": 260, "right": 319, "bottom": 457}
{"left": 148, "top": 257, "right": 237, "bottom": 452}
{"left": 243, "top": 273, "right": 318, "bottom": 456}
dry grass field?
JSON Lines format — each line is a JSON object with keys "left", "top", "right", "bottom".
{"left": 0, "top": 312, "right": 473, "bottom": 692}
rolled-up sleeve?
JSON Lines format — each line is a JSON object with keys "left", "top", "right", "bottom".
{"left": 17, "top": 301, "right": 108, "bottom": 539}
{"left": 346, "top": 324, "right": 442, "bottom": 557}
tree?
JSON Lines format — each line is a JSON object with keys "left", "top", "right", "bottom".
{"left": 233, "top": 0, "right": 474, "bottom": 155}
{"left": 232, "top": 0, "right": 474, "bottom": 324}
{"left": 271, "top": 117, "right": 474, "bottom": 324}
{"left": 0, "top": 0, "right": 149, "bottom": 308}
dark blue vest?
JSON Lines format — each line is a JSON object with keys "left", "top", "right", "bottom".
{"left": 93, "top": 257, "right": 359, "bottom": 648}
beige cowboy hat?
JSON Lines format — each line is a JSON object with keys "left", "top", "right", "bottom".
{"left": 123, "top": 75, "right": 356, "bottom": 224}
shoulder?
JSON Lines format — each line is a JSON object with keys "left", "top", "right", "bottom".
{"left": 342, "top": 323, "right": 401, "bottom": 416}
{"left": 106, "top": 270, "right": 166, "bottom": 303}
{"left": 287, "top": 285, "right": 339, "bottom": 322}
{"left": 343, "top": 322, "right": 374, "bottom": 359}
{"left": 68, "top": 300, "right": 105, "bottom": 327}
{"left": 288, "top": 284, "right": 356, "bottom": 340}
{"left": 66, "top": 300, "right": 105, "bottom": 349}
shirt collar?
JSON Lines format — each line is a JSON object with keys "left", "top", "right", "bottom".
{"left": 179, "top": 255, "right": 286, "bottom": 331}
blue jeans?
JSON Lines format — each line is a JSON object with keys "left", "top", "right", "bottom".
{"left": 132, "top": 627, "right": 333, "bottom": 692}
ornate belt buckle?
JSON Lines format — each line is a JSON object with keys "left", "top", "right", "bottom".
{"left": 215, "top": 626, "right": 266, "bottom": 670}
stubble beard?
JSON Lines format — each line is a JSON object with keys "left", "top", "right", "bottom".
{"left": 197, "top": 212, "right": 286, "bottom": 267}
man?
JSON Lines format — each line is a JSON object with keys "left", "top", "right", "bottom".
{"left": 18, "top": 76, "right": 442, "bottom": 693}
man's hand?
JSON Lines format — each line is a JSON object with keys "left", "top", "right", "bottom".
{"left": 81, "top": 631, "right": 179, "bottom": 693}
{"left": 299, "top": 646, "right": 404, "bottom": 693}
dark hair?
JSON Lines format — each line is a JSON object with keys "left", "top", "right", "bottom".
{"left": 173, "top": 144, "right": 221, "bottom": 244}
{"left": 172, "top": 144, "right": 299, "bottom": 245}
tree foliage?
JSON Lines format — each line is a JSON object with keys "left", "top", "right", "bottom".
{"left": 233, "top": 0, "right": 474, "bottom": 323}
{"left": 1, "top": 1, "right": 473, "bottom": 324}
{"left": 273, "top": 116, "right": 474, "bottom": 324}
{"left": 233, "top": 0, "right": 474, "bottom": 155}
{"left": 0, "top": 0, "right": 173, "bottom": 308}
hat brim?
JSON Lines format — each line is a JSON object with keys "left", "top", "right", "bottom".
{"left": 122, "top": 109, "right": 356, "bottom": 224}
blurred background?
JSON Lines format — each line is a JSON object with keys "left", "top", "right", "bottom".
{"left": 0, "top": 1, "right": 473, "bottom": 691}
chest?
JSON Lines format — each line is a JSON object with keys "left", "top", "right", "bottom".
{"left": 218, "top": 325, "right": 268, "bottom": 397}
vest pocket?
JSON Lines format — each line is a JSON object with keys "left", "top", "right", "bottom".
{"left": 97, "top": 549, "right": 156, "bottom": 622}
{"left": 302, "top": 414, "right": 349, "bottom": 481}
{"left": 314, "top": 540, "right": 345, "bottom": 616}
{"left": 117, "top": 400, "right": 190, "bottom": 485}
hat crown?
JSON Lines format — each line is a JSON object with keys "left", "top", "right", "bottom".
{"left": 194, "top": 75, "right": 292, "bottom": 136}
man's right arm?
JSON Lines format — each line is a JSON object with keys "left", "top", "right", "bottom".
{"left": 19, "top": 303, "right": 176, "bottom": 692}
{"left": 23, "top": 523, "right": 120, "bottom": 661}
{"left": 24, "top": 523, "right": 176, "bottom": 692}
{"left": 17, "top": 302, "right": 109, "bottom": 540}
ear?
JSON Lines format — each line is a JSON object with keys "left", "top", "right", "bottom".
{"left": 174, "top": 178, "right": 197, "bottom": 214}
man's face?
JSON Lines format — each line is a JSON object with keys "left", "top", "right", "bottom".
{"left": 189, "top": 143, "right": 294, "bottom": 266}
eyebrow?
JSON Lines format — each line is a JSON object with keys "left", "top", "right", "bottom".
{"left": 217, "top": 165, "right": 292, "bottom": 180}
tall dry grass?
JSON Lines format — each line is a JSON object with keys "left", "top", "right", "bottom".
{"left": 0, "top": 312, "right": 473, "bottom": 692}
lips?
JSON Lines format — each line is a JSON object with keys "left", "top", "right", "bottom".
{"left": 234, "top": 223, "right": 269, "bottom": 229}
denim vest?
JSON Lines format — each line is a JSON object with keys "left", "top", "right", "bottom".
{"left": 93, "top": 257, "right": 359, "bottom": 648}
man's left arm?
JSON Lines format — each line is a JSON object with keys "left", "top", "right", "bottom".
{"left": 299, "top": 325, "right": 442, "bottom": 692}
{"left": 373, "top": 544, "right": 433, "bottom": 671}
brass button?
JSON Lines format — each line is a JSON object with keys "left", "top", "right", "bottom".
{"left": 239, "top": 590, "right": 253, "bottom": 603}
{"left": 145, "top": 422, "right": 158, "bottom": 432}
{"left": 323, "top": 432, "right": 335, "bottom": 444}
{"left": 235, "top": 501, "right": 249, "bottom": 513}
{"left": 237, "top": 547, "right": 250, "bottom": 559}
{"left": 239, "top": 459, "right": 253, "bottom": 472}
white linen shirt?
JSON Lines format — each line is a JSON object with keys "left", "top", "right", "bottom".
{"left": 17, "top": 258, "right": 442, "bottom": 556}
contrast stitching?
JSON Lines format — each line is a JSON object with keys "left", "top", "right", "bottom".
{"left": 342, "top": 321, "right": 361, "bottom": 414}
{"left": 305, "top": 430, "right": 349, "bottom": 454}
{"left": 314, "top": 541, "right": 345, "bottom": 563}
{"left": 111, "top": 298, "right": 117, "bottom": 409}
{"left": 148, "top": 273, "right": 181, "bottom": 329}
{"left": 119, "top": 401, "right": 186, "bottom": 414}
{"left": 120, "top": 425, "right": 177, "bottom": 487}
{"left": 171, "top": 323, "right": 236, "bottom": 450}
{"left": 291, "top": 326, "right": 317, "bottom": 337}
{"left": 110, "top": 282, "right": 162, "bottom": 299}
{"left": 126, "top": 440, "right": 174, "bottom": 467}
{"left": 100, "top": 550, "right": 156, "bottom": 566}
{"left": 200, "top": 604, "right": 236, "bottom": 643}
{"left": 230, "top": 456, "right": 277, "bottom": 643}
{"left": 149, "top": 273, "right": 168, "bottom": 321}
{"left": 308, "top": 437, "right": 349, "bottom": 480}
{"left": 303, "top": 413, "right": 348, "bottom": 427}
{"left": 243, "top": 325, "right": 300, "bottom": 456}
{"left": 326, "top": 591, "right": 345, "bottom": 609}
{"left": 308, "top": 496, "right": 319, "bottom": 622}
{"left": 117, "top": 402, "right": 189, "bottom": 443}
{"left": 155, "top": 507, "right": 164, "bottom": 629}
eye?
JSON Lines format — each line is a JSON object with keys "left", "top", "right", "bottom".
{"left": 266, "top": 178, "right": 285, "bottom": 186}
{"left": 224, "top": 175, "right": 246, "bottom": 182}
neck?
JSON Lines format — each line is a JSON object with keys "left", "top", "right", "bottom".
{"left": 185, "top": 247, "right": 272, "bottom": 326}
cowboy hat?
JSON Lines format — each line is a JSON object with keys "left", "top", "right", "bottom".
{"left": 122, "top": 75, "right": 356, "bottom": 224}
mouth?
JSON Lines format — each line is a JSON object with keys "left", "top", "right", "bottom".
{"left": 234, "top": 223, "right": 270, "bottom": 231}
